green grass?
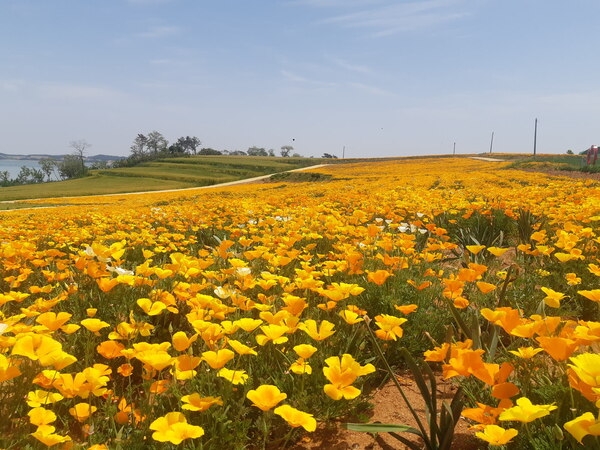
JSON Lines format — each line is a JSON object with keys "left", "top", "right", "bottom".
{"left": 505, "top": 153, "right": 586, "bottom": 170}
{"left": 0, "top": 156, "right": 319, "bottom": 204}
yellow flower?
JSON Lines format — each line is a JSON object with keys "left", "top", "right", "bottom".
{"left": 508, "top": 346, "right": 544, "bottom": 359}
{"left": 35, "top": 312, "right": 72, "bottom": 331}
{"left": 274, "top": 405, "right": 317, "bottom": 432}
{"left": 135, "top": 350, "right": 174, "bottom": 371}
{"left": 499, "top": 397, "right": 557, "bottom": 423}
{"left": 172, "top": 331, "right": 198, "bottom": 352}
{"left": 181, "top": 393, "right": 223, "bottom": 412}
{"left": 298, "top": 319, "right": 335, "bottom": 341}
{"left": 564, "top": 412, "right": 600, "bottom": 444}
{"left": 246, "top": 385, "right": 287, "bottom": 411}
{"left": 228, "top": 339, "right": 258, "bottom": 356}
{"left": 80, "top": 318, "right": 111, "bottom": 333}
{"left": 149, "top": 412, "right": 204, "bottom": 444}
{"left": 475, "top": 424, "right": 518, "bottom": 445}
{"left": 293, "top": 344, "right": 317, "bottom": 359}
{"left": 69, "top": 403, "right": 97, "bottom": 422}
{"left": 565, "top": 272, "right": 581, "bottom": 285}
{"left": 568, "top": 353, "right": 600, "bottom": 392}
{"left": 0, "top": 354, "right": 21, "bottom": 382}
{"left": 201, "top": 349, "right": 235, "bottom": 369}
{"left": 323, "top": 354, "right": 375, "bottom": 400}
{"left": 373, "top": 314, "right": 408, "bottom": 341}
{"left": 28, "top": 407, "right": 57, "bottom": 426}
{"left": 31, "top": 425, "right": 71, "bottom": 446}
{"left": 26, "top": 390, "right": 64, "bottom": 407}
{"left": 540, "top": 287, "right": 567, "bottom": 308}
{"left": 578, "top": 289, "right": 600, "bottom": 302}
{"left": 255, "top": 324, "right": 289, "bottom": 346}
{"left": 466, "top": 244, "right": 486, "bottom": 255}
{"left": 339, "top": 309, "right": 364, "bottom": 325}
{"left": 218, "top": 367, "right": 248, "bottom": 385}
{"left": 487, "top": 247, "right": 510, "bottom": 257}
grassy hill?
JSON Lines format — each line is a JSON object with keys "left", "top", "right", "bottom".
{"left": 0, "top": 156, "right": 318, "bottom": 204}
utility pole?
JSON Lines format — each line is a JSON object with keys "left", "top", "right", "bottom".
{"left": 342, "top": 146, "right": 345, "bottom": 159}
{"left": 453, "top": 142, "right": 456, "bottom": 155}
{"left": 533, "top": 118, "right": 538, "bottom": 156}
{"left": 489, "top": 132, "right": 494, "bottom": 154}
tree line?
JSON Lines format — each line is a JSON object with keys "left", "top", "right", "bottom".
{"left": 114, "top": 131, "right": 301, "bottom": 167}
{"left": 0, "top": 131, "right": 338, "bottom": 187}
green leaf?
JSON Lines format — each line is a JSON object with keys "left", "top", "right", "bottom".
{"left": 345, "top": 422, "right": 422, "bottom": 436}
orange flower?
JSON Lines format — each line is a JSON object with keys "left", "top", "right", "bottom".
{"left": 535, "top": 336, "right": 578, "bottom": 361}
{"left": 96, "top": 340, "right": 125, "bottom": 359}
{"left": 394, "top": 304, "right": 418, "bottom": 315}
{"left": 367, "top": 269, "right": 393, "bottom": 286}
{"left": 117, "top": 363, "right": 134, "bottom": 377}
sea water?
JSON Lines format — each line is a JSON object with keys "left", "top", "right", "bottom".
{"left": 0, "top": 159, "right": 44, "bottom": 179}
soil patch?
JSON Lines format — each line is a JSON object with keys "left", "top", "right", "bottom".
{"left": 288, "top": 372, "right": 485, "bottom": 450}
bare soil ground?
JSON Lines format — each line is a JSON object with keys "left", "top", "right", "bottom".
{"left": 288, "top": 372, "right": 485, "bottom": 450}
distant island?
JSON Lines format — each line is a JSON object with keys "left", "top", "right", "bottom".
{"left": 0, "top": 153, "right": 124, "bottom": 162}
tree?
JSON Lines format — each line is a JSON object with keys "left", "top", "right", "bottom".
{"left": 268, "top": 149, "right": 275, "bottom": 157}
{"left": 247, "top": 146, "right": 268, "bottom": 156}
{"left": 198, "top": 147, "right": 222, "bottom": 155}
{"left": 130, "top": 134, "right": 149, "bottom": 159}
{"left": 146, "top": 131, "right": 168, "bottom": 155}
{"left": 59, "top": 154, "right": 86, "bottom": 180}
{"left": 0, "top": 171, "right": 10, "bottom": 186}
{"left": 38, "top": 158, "right": 59, "bottom": 181}
{"left": 280, "top": 145, "right": 293, "bottom": 157}
{"left": 175, "top": 136, "right": 202, "bottom": 155}
{"left": 322, "top": 153, "right": 337, "bottom": 159}
{"left": 16, "top": 166, "right": 44, "bottom": 184}
{"left": 69, "top": 139, "right": 91, "bottom": 175}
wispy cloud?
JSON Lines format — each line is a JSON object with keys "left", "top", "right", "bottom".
{"left": 281, "top": 70, "right": 337, "bottom": 88}
{"left": 135, "top": 25, "right": 181, "bottom": 39}
{"left": 313, "top": 0, "right": 469, "bottom": 37}
{"left": 331, "top": 57, "right": 372, "bottom": 74}
{"left": 347, "top": 81, "right": 390, "bottom": 96}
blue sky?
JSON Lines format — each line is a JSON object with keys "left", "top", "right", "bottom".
{"left": 2, "top": 0, "right": 600, "bottom": 158}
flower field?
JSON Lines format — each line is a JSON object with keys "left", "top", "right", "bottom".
{"left": 1, "top": 157, "right": 600, "bottom": 449}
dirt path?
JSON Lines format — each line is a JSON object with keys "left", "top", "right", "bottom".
{"left": 0, "top": 164, "right": 330, "bottom": 210}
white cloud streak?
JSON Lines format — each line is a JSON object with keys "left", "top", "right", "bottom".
{"left": 314, "top": 0, "right": 469, "bottom": 37}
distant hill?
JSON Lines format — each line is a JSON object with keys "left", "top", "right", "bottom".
{"left": 0, "top": 153, "right": 125, "bottom": 162}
